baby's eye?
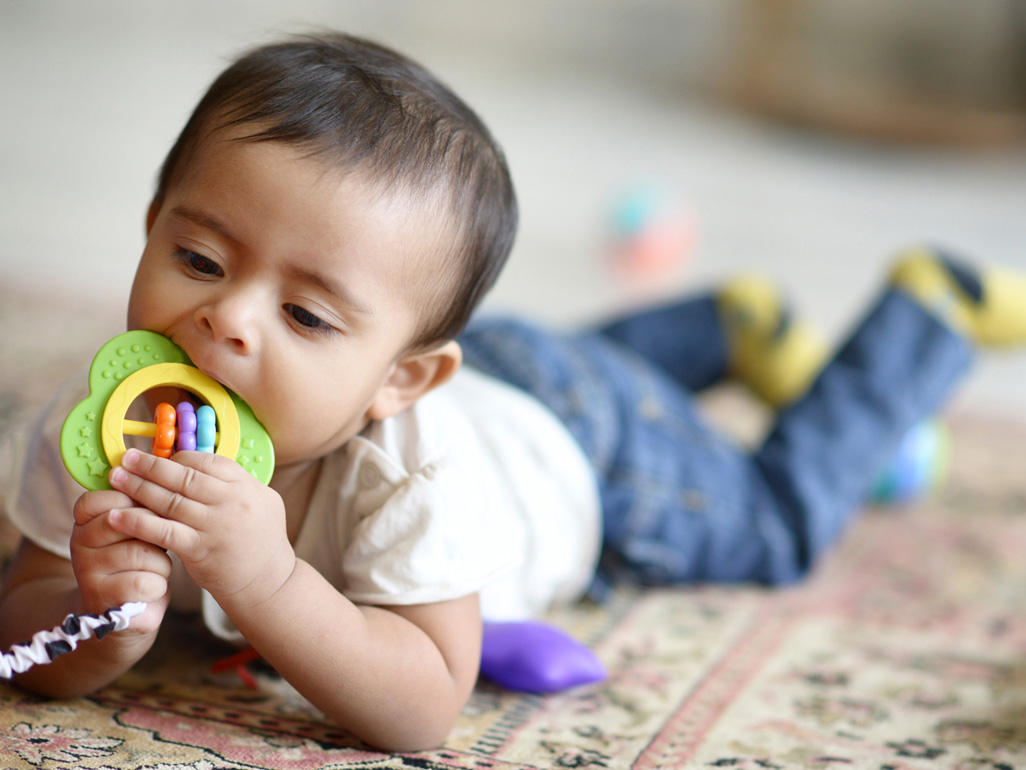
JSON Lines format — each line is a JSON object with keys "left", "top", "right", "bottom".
{"left": 286, "top": 303, "right": 334, "bottom": 334}
{"left": 174, "top": 249, "right": 223, "bottom": 277}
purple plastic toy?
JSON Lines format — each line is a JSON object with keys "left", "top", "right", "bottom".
{"left": 480, "top": 621, "right": 607, "bottom": 693}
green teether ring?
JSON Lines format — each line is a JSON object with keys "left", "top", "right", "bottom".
{"left": 60, "top": 330, "right": 274, "bottom": 490}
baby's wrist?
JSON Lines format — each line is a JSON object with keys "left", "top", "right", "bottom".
{"left": 215, "top": 549, "right": 299, "bottom": 617}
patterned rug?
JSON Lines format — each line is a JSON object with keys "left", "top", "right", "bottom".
{"left": 1, "top": 293, "right": 1026, "bottom": 769}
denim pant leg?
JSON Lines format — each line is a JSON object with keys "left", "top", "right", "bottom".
{"left": 460, "top": 288, "right": 972, "bottom": 591}
{"left": 461, "top": 316, "right": 754, "bottom": 592}
{"left": 595, "top": 294, "right": 729, "bottom": 393}
{"left": 754, "top": 289, "right": 973, "bottom": 570}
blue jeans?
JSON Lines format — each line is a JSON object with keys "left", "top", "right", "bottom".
{"left": 460, "top": 289, "right": 972, "bottom": 595}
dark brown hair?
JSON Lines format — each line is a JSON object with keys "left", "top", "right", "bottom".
{"left": 154, "top": 32, "right": 517, "bottom": 348}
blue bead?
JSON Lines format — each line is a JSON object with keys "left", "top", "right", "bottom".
{"left": 196, "top": 405, "right": 216, "bottom": 453}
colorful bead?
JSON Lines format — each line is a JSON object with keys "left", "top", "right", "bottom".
{"left": 152, "top": 403, "right": 176, "bottom": 459}
{"left": 176, "top": 402, "right": 197, "bottom": 452}
{"left": 196, "top": 405, "right": 216, "bottom": 453}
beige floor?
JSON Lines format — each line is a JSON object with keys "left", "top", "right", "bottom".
{"left": 3, "top": 1, "right": 1026, "bottom": 413}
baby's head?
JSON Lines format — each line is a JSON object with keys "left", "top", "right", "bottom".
{"left": 129, "top": 33, "right": 517, "bottom": 466}
{"left": 153, "top": 32, "right": 517, "bottom": 349}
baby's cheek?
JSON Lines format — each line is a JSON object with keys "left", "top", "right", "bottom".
{"left": 258, "top": 412, "right": 312, "bottom": 464}
{"left": 277, "top": 407, "right": 366, "bottom": 463}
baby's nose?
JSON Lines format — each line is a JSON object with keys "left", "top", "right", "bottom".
{"left": 196, "top": 294, "right": 261, "bottom": 352}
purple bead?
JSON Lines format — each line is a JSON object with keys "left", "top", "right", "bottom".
{"left": 175, "top": 402, "right": 197, "bottom": 452}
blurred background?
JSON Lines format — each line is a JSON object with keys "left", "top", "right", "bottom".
{"left": 2, "top": 0, "right": 1026, "bottom": 414}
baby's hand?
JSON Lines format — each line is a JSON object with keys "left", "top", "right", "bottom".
{"left": 106, "top": 448, "right": 295, "bottom": 610}
{"left": 71, "top": 489, "right": 172, "bottom": 636}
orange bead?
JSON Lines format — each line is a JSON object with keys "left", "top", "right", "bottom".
{"left": 152, "top": 402, "right": 177, "bottom": 459}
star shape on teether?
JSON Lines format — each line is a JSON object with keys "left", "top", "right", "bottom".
{"left": 87, "top": 458, "right": 109, "bottom": 477}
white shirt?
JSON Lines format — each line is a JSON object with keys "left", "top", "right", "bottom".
{"left": 5, "top": 366, "right": 601, "bottom": 638}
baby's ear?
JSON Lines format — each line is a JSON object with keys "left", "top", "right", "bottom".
{"left": 366, "top": 341, "right": 462, "bottom": 422}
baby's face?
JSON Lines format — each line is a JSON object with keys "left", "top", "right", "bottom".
{"left": 128, "top": 130, "right": 444, "bottom": 468}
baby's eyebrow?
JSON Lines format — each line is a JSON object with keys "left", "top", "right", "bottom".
{"left": 285, "top": 265, "right": 372, "bottom": 316}
{"left": 170, "top": 206, "right": 243, "bottom": 248}
{"left": 169, "top": 205, "right": 369, "bottom": 316}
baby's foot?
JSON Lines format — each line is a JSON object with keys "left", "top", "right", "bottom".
{"left": 717, "top": 276, "right": 827, "bottom": 407}
{"left": 890, "top": 246, "right": 1026, "bottom": 346}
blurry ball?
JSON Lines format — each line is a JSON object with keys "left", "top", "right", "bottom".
{"left": 869, "top": 420, "right": 951, "bottom": 504}
{"left": 609, "top": 187, "right": 697, "bottom": 278}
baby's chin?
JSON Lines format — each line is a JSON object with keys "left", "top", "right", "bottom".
{"left": 269, "top": 426, "right": 359, "bottom": 470}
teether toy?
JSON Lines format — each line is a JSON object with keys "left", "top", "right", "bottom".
{"left": 60, "top": 329, "right": 274, "bottom": 489}
{"left": 1, "top": 331, "right": 277, "bottom": 679}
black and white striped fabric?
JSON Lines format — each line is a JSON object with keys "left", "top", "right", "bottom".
{"left": 0, "top": 602, "right": 145, "bottom": 678}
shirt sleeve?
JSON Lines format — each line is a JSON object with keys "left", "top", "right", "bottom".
{"left": 339, "top": 442, "right": 517, "bottom": 607}
{"left": 4, "top": 378, "right": 86, "bottom": 560}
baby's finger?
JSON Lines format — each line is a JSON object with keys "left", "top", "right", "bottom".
{"left": 73, "top": 508, "right": 146, "bottom": 550}
{"left": 108, "top": 506, "right": 199, "bottom": 557}
{"left": 125, "top": 447, "right": 226, "bottom": 498}
{"left": 73, "top": 489, "right": 137, "bottom": 525}
{"left": 172, "top": 448, "right": 250, "bottom": 482}
{"left": 94, "top": 567, "right": 169, "bottom": 608}
{"left": 109, "top": 534, "right": 173, "bottom": 578}
{"left": 75, "top": 524, "right": 172, "bottom": 575}
{"left": 109, "top": 450, "right": 212, "bottom": 522}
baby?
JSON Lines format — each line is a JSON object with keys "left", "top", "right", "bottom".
{"left": 2, "top": 31, "right": 1026, "bottom": 752}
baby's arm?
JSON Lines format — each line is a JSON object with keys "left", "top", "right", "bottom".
{"left": 0, "top": 525, "right": 170, "bottom": 698}
{"left": 106, "top": 448, "right": 480, "bottom": 750}
{"left": 0, "top": 491, "right": 171, "bottom": 696}
{"left": 224, "top": 565, "right": 481, "bottom": 751}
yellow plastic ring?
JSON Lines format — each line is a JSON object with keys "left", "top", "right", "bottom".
{"left": 100, "top": 363, "right": 241, "bottom": 471}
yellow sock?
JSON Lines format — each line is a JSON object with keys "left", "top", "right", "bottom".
{"left": 717, "top": 276, "right": 828, "bottom": 407}
{"left": 889, "top": 246, "right": 1026, "bottom": 346}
